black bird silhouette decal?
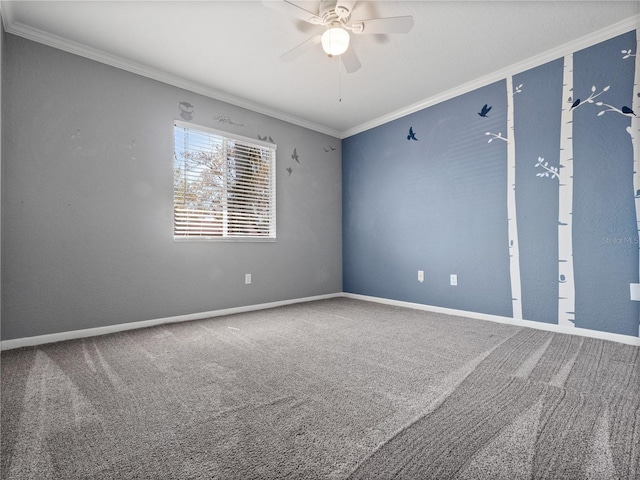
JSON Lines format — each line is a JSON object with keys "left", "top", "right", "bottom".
{"left": 622, "top": 106, "right": 636, "bottom": 116}
{"left": 323, "top": 146, "right": 330, "bottom": 152}
{"left": 268, "top": 136, "right": 274, "bottom": 143}
{"left": 292, "top": 148, "right": 300, "bottom": 163}
{"left": 570, "top": 98, "right": 581, "bottom": 110}
{"left": 407, "top": 127, "right": 418, "bottom": 141}
{"left": 478, "top": 104, "right": 492, "bottom": 117}
{"left": 330, "top": 145, "right": 336, "bottom": 151}
{"left": 258, "top": 135, "right": 267, "bottom": 141}
{"left": 635, "top": 189, "right": 640, "bottom": 198}
{"left": 286, "top": 167, "right": 293, "bottom": 176}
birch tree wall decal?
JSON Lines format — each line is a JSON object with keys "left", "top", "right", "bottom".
{"left": 544, "top": 60, "right": 611, "bottom": 329}
{"left": 558, "top": 53, "right": 576, "bottom": 327}
{"left": 485, "top": 79, "right": 523, "bottom": 319}
{"left": 506, "top": 76, "right": 523, "bottom": 319}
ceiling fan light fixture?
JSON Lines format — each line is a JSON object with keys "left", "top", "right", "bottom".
{"left": 321, "top": 26, "right": 350, "bottom": 56}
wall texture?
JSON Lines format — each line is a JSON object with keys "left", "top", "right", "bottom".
{"left": 343, "top": 29, "right": 640, "bottom": 338}
{"left": 2, "top": 34, "right": 342, "bottom": 340}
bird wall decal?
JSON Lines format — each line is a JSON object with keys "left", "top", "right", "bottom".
{"left": 478, "top": 104, "right": 492, "bottom": 117}
{"left": 286, "top": 167, "right": 293, "bottom": 176}
{"left": 292, "top": 148, "right": 300, "bottom": 163}
{"left": 622, "top": 106, "right": 636, "bottom": 116}
{"left": 407, "top": 127, "right": 418, "bottom": 141}
{"left": 570, "top": 98, "right": 581, "bottom": 110}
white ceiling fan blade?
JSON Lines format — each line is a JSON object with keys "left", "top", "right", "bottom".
{"left": 279, "top": 34, "right": 322, "bottom": 62}
{"left": 351, "top": 16, "right": 414, "bottom": 34}
{"left": 335, "top": 0, "right": 357, "bottom": 20}
{"left": 341, "top": 44, "right": 361, "bottom": 73}
{"left": 263, "top": 0, "right": 324, "bottom": 25}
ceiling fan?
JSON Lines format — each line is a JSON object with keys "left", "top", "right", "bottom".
{"left": 265, "top": 0, "right": 414, "bottom": 73}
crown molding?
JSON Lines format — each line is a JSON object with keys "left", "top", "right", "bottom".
{"left": 2, "top": 1, "right": 638, "bottom": 140}
{"left": 0, "top": 2, "right": 342, "bottom": 139}
{"left": 342, "top": 14, "right": 640, "bottom": 139}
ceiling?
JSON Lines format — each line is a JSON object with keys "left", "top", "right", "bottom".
{"left": 2, "top": 1, "right": 639, "bottom": 138}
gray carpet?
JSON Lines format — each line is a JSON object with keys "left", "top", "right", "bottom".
{"left": 1, "top": 298, "right": 638, "bottom": 479}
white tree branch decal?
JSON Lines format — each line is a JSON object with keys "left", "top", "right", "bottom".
{"left": 570, "top": 85, "right": 610, "bottom": 111}
{"left": 485, "top": 132, "right": 507, "bottom": 143}
{"left": 535, "top": 157, "right": 559, "bottom": 179}
{"left": 595, "top": 102, "right": 636, "bottom": 117}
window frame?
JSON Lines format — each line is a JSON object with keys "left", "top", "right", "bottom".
{"left": 173, "top": 120, "right": 277, "bottom": 242}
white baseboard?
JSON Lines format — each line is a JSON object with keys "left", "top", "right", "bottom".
{"left": 2, "top": 292, "right": 638, "bottom": 350}
{"left": 344, "top": 293, "right": 640, "bottom": 347}
{"left": 0, "top": 293, "right": 342, "bottom": 351}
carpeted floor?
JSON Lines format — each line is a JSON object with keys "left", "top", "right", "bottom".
{"left": 1, "top": 298, "right": 639, "bottom": 479}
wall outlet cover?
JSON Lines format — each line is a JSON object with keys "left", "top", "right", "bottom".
{"left": 630, "top": 283, "right": 640, "bottom": 301}
{"left": 450, "top": 274, "right": 458, "bottom": 286}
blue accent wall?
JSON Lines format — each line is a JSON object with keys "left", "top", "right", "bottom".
{"left": 344, "top": 82, "right": 513, "bottom": 318}
{"left": 573, "top": 31, "right": 638, "bottom": 335}
{"left": 343, "top": 30, "right": 640, "bottom": 338}
{"left": 513, "top": 59, "right": 563, "bottom": 325}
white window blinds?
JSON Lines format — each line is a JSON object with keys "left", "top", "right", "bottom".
{"left": 173, "top": 122, "right": 276, "bottom": 240}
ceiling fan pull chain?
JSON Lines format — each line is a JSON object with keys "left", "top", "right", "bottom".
{"left": 338, "top": 55, "right": 343, "bottom": 103}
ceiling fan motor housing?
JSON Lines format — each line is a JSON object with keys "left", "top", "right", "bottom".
{"left": 319, "top": 0, "right": 351, "bottom": 25}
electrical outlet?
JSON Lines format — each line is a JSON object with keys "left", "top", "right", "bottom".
{"left": 418, "top": 270, "right": 424, "bottom": 283}
{"left": 245, "top": 273, "right": 252, "bottom": 285}
{"left": 631, "top": 283, "right": 640, "bottom": 301}
{"left": 450, "top": 274, "right": 458, "bottom": 286}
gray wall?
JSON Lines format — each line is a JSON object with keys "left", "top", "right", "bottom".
{"left": 1, "top": 34, "right": 342, "bottom": 340}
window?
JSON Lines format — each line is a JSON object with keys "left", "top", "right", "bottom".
{"left": 173, "top": 121, "right": 276, "bottom": 240}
